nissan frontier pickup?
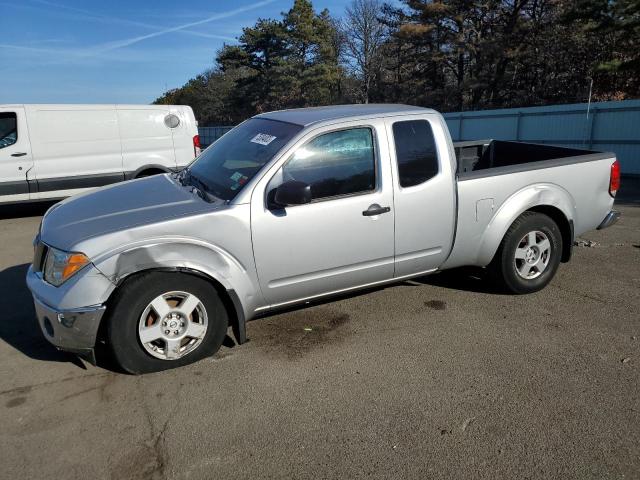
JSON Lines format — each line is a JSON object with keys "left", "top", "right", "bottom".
{"left": 27, "top": 105, "right": 621, "bottom": 373}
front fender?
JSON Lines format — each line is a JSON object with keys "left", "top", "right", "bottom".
{"left": 476, "top": 183, "right": 575, "bottom": 266}
{"left": 92, "top": 237, "right": 263, "bottom": 323}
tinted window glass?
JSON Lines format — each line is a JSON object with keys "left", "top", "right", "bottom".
{"left": 281, "top": 128, "right": 375, "bottom": 201}
{"left": 392, "top": 120, "right": 438, "bottom": 187}
{"left": 0, "top": 112, "right": 17, "bottom": 149}
{"left": 189, "top": 118, "right": 302, "bottom": 201}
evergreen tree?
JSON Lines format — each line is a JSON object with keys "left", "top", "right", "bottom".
{"left": 155, "top": 0, "right": 640, "bottom": 123}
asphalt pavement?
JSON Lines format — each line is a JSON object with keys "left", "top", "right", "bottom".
{"left": 0, "top": 201, "right": 638, "bottom": 480}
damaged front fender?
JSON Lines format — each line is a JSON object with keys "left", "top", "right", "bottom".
{"left": 92, "top": 238, "right": 263, "bottom": 344}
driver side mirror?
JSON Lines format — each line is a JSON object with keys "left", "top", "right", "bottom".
{"left": 269, "top": 180, "right": 312, "bottom": 209}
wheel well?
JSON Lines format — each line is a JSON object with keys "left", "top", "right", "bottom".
{"left": 96, "top": 268, "right": 242, "bottom": 346}
{"left": 525, "top": 205, "right": 573, "bottom": 262}
{"left": 135, "top": 168, "right": 166, "bottom": 178}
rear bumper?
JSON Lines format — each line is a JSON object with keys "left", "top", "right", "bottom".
{"left": 597, "top": 210, "right": 621, "bottom": 230}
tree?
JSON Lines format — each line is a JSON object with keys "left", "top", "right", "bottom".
{"left": 342, "top": 0, "right": 387, "bottom": 103}
{"left": 282, "top": 1, "right": 343, "bottom": 106}
{"left": 155, "top": 0, "right": 640, "bottom": 123}
{"left": 156, "top": 1, "right": 343, "bottom": 123}
{"left": 563, "top": 0, "right": 640, "bottom": 99}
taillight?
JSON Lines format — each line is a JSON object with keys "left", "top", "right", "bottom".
{"left": 609, "top": 160, "right": 620, "bottom": 197}
{"left": 193, "top": 135, "right": 201, "bottom": 157}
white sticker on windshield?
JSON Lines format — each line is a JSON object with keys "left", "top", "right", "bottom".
{"left": 250, "top": 133, "right": 277, "bottom": 145}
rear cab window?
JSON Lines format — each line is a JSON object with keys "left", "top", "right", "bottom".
{"left": 0, "top": 112, "right": 17, "bottom": 149}
{"left": 278, "top": 127, "right": 376, "bottom": 202}
{"left": 392, "top": 120, "right": 439, "bottom": 187}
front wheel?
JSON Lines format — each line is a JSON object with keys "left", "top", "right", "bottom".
{"left": 106, "top": 272, "right": 228, "bottom": 374}
{"left": 489, "top": 212, "right": 563, "bottom": 294}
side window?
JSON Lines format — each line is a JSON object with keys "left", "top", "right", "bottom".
{"left": 392, "top": 120, "right": 439, "bottom": 187}
{"left": 0, "top": 112, "right": 17, "bottom": 149}
{"left": 281, "top": 127, "right": 376, "bottom": 201}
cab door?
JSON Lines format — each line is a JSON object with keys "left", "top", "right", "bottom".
{"left": 250, "top": 120, "right": 395, "bottom": 307}
{"left": 0, "top": 107, "right": 33, "bottom": 203}
{"left": 385, "top": 115, "right": 457, "bottom": 277}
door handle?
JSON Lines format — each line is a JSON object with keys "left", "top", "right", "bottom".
{"left": 11, "top": 152, "right": 27, "bottom": 157}
{"left": 362, "top": 204, "right": 391, "bottom": 216}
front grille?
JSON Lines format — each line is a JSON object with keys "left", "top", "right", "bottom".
{"left": 33, "top": 241, "right": 48, "bottom": 273}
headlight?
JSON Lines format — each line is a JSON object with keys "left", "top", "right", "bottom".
{"left": 43, "top": 247, "right": 90, "bottom": 287}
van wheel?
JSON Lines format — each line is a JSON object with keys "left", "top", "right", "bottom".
{"left": 489, "top": 212, "right": 562, "bottom": 294}
{"left": 106, "top": 272, "right": 228, "bottom": 374}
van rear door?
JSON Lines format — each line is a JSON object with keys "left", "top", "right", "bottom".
{"left": 168, "top": 106, "right": 198, "bottom": 168}
{"left": 117, "top": 105, "right": 177, "bottom": 178}
{"left": 0, "top": 106, "right": 34, "bottom": 203}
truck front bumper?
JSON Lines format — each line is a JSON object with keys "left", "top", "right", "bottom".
{"left": 597, "top": 210, "right": 620, "bottom": 230}
{"left": 32, "top": 295, "right": 105, "bottom": 359}
{"left": 26, "top": 264, "right": 114, "bottom": 361}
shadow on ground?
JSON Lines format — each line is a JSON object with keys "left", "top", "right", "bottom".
{"left": 408, "top": 267, "right": 504, "bottom": 295}
{"left": 0, "top": 263, "right": 86, "bottom": 368}
{"left": 617, "top": 175, "right": 640, "bottom": 205}
{"left": 0, "top": 201, "right": 57, "bottom": 220}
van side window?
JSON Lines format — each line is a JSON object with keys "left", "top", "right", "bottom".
{"left": 0, "top": 112, "right": 17, "bottom": 149}
{"left": 281, "top": 128, "right": 376, "bottom": 201}
{"left": 392, "top": 120, "right": 439, "bottom": 187}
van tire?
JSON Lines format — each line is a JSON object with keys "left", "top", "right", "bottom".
{"left": 106, "top": 272, "right": 228, "bottom": 374}
{"left": 135, "top": 169, "right": 165, "bottom": 178}
{"left": 489, "top": 212, "right": 562, "bottom": 294}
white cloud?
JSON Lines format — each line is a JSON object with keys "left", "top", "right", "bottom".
{"left": 0, "top": 0, "right": 273, "bottom": 64}
{"left": 27, "top": 0, "right": 238, "bottom": 42}
{"left": 89, "top": 0, "right": 275, "bottom": 54}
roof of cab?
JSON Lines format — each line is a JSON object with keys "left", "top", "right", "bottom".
{"left": 254, "top": 104, "right": 436, "bottom": 127}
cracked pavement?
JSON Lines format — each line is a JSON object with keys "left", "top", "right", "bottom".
{"left": 0, "top": 202, "right": 638, "bottom": 480}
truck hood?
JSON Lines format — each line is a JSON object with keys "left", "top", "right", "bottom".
{"left": 40, "top": 174, "right": 216, "bottom": 251}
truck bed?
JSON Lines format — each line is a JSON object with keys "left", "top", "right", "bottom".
{"left": 454, "top": 139, "right": 609, "bottom": 177}
{"left": 443, "top": 140, "right": 617, "bottom": 270}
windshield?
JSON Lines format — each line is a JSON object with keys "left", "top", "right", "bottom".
{"left": 187, "top": 118, "right": 303, "bottom": 201}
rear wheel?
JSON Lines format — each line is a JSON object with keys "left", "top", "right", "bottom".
{"left": 489, "top": 212, "right": 562, "bottom": 294}
{"left": 106, "top": 272, "right": 228, "bottom": 374}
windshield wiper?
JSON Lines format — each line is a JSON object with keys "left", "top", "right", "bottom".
{"left": 180, "top": 170, "right": 221, "bottom": 203}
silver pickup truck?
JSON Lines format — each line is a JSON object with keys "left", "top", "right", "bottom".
{"left": 26, "top": 105, "right": 621, "bottom": 373}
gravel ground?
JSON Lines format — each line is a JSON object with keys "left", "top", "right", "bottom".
{"left": 0, "top": 201, "right": 638, "bottom": 480}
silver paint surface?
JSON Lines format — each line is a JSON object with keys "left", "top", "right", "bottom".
{"left": 26, "top": 105, "right": 616, "bottom": 353}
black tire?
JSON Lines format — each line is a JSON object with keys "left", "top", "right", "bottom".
{"left": 106, "top": 272, "right": 228, "bottom": 374}
{"left": 489, "top": 211, "right": 563, "bottom": 294}
{"left": 135, "top": 169, "right": 165, "bottom": 179}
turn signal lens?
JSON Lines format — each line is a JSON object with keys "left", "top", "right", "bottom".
{"left": 62, "top": 253, "right": 90, "bottom": 280}
{"left": 44, "top": 248, "right": 90, "bottom": 287}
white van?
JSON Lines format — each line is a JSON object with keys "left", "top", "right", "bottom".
{"left": 0, "top": 104, "right": 200, "bottom": 204}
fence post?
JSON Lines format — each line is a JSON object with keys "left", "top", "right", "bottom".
{"left": 588, "top": 107, "right": 598, "bottom": 149}
{"left": 458, "top": 115, "right": 464, "bottom": 141}
{"left": 515, "top": 111, "right": 522, "bottom": 141}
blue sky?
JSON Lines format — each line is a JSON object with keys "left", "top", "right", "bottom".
{"left": 0, "top": 0, "right": 356, "bottom": 104}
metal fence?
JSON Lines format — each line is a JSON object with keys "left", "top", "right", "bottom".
{"left": 198, "top": 126, "right": 233, "bottom": 148}
{"left": 443, "top": 99, "right": 640, "bottom": 175}
{"left": 199, "top": 99, "right": 640, "bottom": 174}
